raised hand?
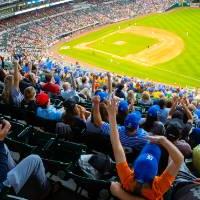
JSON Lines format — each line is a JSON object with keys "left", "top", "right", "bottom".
{"left": 172, "top": 95, "right": 179, "bottom": 104}
{"left": 107, "top": 72, "right": 112, "bottom": 78}
{"left": 92, "top": 95, "right": 100, "bottom": 105}
{"left": 181, "top": 97, "right": 189, "bottom": 106}
{"left": 105, "top": 98, "right": 118, "bottom": 117}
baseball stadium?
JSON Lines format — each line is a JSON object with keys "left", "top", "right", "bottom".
{"left": 1, "top": 0, "right": 200, "bottom": 200}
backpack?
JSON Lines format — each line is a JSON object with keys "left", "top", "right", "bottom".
{"left": 78, "top": 154, "right": 115, "bottom": 180}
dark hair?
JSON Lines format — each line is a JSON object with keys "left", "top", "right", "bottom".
{"left": 166, "top": 100, "right": 172, "bottom": 108}
{"left": 172, "top": 110, "right": 184, "bottom": 120}
{"left": 82, "top": 77, "right": 87, "bottom": 84}
{"left": 45, "top": 73, "right": 53, "bottom": 82}
{"left": 166, "top": 125, "right": 181, "bottom": 142}
{"left": 63, "top": 100, "right": 76, "bottom": 115}
{"left": 112, "top": 82, "right": 116, "bottom": 89}
{"left": 117, "top": 83, "right": 124, "bottom": 90}
{"left": 151, "top": 121, "right": 165, "bottom": 136}
{"left": 126, "top": 127, "right": 136, "bottom": 133}
{"left": 102, "top": 85, "right": 107, "bottom": 91}
{"left": 158, "top": 99, "right": 166, "bottom": 109}
{"left": 142, "top": 115, "right": 158, "bottom": 132}
{"left": 117, "top": 110, "right": 128, "bottom": 126}
{"left": 40, "top": 104, "right": 48, "bottom": 109}
{"left": 99, "top": 102, "right": 108, "bottom": 122}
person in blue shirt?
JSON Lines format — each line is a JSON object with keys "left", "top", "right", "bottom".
{"left": 22, "top": 62, "right": 31, "bottom": 74}
{"left": 36, "top": 92, "right": 63, "bottom": 121}
{"left": 61, "top": 82, "right": 78, "bottom": 101}
{"left": 92, "top": 96, "right": 148, "bottom": 150}
{"left": 158, "top": 99, "right": 169, "bottom": 124}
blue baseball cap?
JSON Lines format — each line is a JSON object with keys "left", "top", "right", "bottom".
{"left": 64, "top": 67, "right": 69, "bottom": 73}
{"left": 134, "top": 143, "right": 161, "bottom": 184}
{"left": 148, "top": 87, "right": 154, "bottom": 92}
{"left": 118, "top": 100, "right": 129, "bottom": 112}
{"left": 96, "top": 91, "right": 108, "bottom": 102}
{"left": 124, "top": 111, "right": 141, "bottom": 130}
{"left": 195, "top": 109, "right": 200, "bottom": 119}
{"left": 54, "top": 75, "right": 61, "bottom": 85}
{"left": 148, "top": 105, "right": 160, "bottom": 118}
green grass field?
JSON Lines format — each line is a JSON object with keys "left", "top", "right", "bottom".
{"left": 59, "top": 8, "right": 200, "bottom": 87}
{"left": 88, "top": 33, "right": 158, "bottom": 57}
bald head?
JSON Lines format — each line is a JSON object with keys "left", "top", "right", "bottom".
{"left": 63, "top": 82, "right": 71, "bottom": 91}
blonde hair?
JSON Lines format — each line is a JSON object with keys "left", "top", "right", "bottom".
{"left": 28, "top": 73, "right": 36, "bottom": 85}
{"left": 2, "top": 75, "right": 14, "bottom": 104}
{"left": 24, "top": 86, "right": 36, "bottom": 101}
{"left": 128, "top": 90, "right": 135, "bottom": 102}
{"left": 142, "top": 91, "right": 150, "bottom": 101}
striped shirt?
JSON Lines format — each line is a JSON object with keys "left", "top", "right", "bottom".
{"left": 101, "top": 122, "right": 148, "bottom": 150}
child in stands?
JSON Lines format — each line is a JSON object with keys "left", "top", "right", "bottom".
{"left": 106, "top": 97, "right": 183, "bottom": 200}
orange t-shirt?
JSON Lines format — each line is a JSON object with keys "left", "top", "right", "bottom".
{"left": 116, "top": 162, "right": 175, "bottom": 200}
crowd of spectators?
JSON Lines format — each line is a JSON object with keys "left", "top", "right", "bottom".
{"left": 0, "top": 0, "right": 177, "bottom": 56}
{"left": 1, "top": 0, "right": 199, "bottom": 199}
{"left": 0, "top": 50, "right": 200, "bottom": 199}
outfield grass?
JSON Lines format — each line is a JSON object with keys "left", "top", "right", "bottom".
{"left": 59, "top": 8, "right": 200, "bottom": 87}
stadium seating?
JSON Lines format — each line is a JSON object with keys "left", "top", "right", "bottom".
{"left": 0, "top": 0, "right": 199, "bottom": 199}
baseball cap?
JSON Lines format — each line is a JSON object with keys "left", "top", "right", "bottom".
{"left": 148, "top": 105, "right": 160, "bottom": 118}
{"left": 148, "top": 87, "right": 154, "bottom": 93}
{"left": 64, "top": 67, "right": 69, "bottom": 73}
{"left": 134, "top": 143, "right": 161, "bottom": 184}
{"left": 195, "top": 109, "right": 200, "bottom": 118}
{"left": 96, "top": 91, "right": 108, "bottom": 102}
{"left": 124, "top": 111, "right": 141, "bottom": 130}
{"left": 36, "top": 92, "right": 49, "bottom": 107}
{"left": 54, "top": 75, "right": 61, "bottom": 85}
{"left": 151, "top": 121, "right": 165, "bottom": 136}
{"left": 165, "top": 118, "right": 184, "bottom": 141}
{"left": 118, "top": 100, "right": 129, "bottom": 112}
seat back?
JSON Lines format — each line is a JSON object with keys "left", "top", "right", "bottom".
{"left": 45, "top": 140, "right": 87, "bottom": 163}
{"left": 0, "top": 102, "right": 11, "bottom": 116}
{"left": 5, "top": 138, "right": 37, "bottom": 162}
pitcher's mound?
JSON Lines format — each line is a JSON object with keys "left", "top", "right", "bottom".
{"left": 114, "top": 41, "right": 126, "bottom": 45}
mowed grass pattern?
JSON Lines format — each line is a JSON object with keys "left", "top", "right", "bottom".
{"left": 59, "top": 8, "right": 200, "bottom": 87}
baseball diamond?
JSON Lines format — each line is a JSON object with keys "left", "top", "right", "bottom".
{"left": 50, "top": 8, "right": 200, "bottom": 87}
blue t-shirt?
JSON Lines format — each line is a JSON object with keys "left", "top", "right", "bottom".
{"left": 158, "top": 108, "right": 169, "bottom": 124}
{"left": 61, "top": 90, "right": 77, "bottom": 101}
{"left": 22, "top": 65, "right": 30, "bottom": 73}
{"left": 36, "top": 105, "right": 63, "bottom": 121}
{"left": 86, "top": 116, "right": 102, "bottom": 134}
{"left": 100, "top": 122, "right": 148, "bottom": 150}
